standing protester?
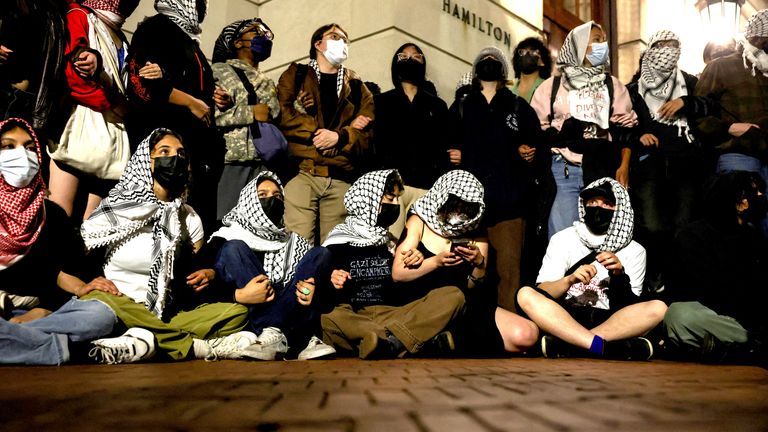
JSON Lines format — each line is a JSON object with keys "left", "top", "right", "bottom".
{"left": 125, "top": 0, "right": 223, "bottom": 233}
{"left": 277, "top": 23, "right": 374, "bottom": 245}
{"left": 626, "top": 30, "right": 715, "bottom": 294}
{"left": 510, "top": 37, "right": 552, "bottom": 104}
{"left": 530, "top": 21, "right": 637, "bottom": 240}
{"left": 448, "top": 46, "right": 542, "bottom": 312}
{"left": 374, "top": 43, "right": 450, "bottom": 239}
{"left": 211, "top": 18, "right": 281, "bottom": 220}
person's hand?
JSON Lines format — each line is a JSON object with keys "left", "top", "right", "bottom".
{"left": 518, "top": 144, "right": 536, "bottom": 163}
{"left": 435, "top": 250, "right": 463, "bottom": 267}
{"left": 295, "top": 277, "right": 315, "bottom": 306}
{"left": 187, "top": 269, "right": 215, "bottom": 292}
{"left": 567, "top": 264, "right": 597, "bottom": 285}
{"left": 454, "top": 243, "right": 484, "bottom": 267}
{"left": 313, "top": 129, "right": 339, "bottom": 150}
{"left": 657, "top": 98, "right": 684, "bottom": 120}
{"left": 728, "top": 123, "right": 760, "bottom": 137}
{"left": 331, "top": 269, "right": 351, "bottom": 290}
{"left": 351, "top": 115, "right": 372, "bottom": 130}
{"left": 138, "top": 62, "right": 163, "bottom": 80}
{"left": 9, "top": 308, "right": 52, "bottom": 324}
{"left": 187, "top": 96, "right": 211, "bottom": 126}
{"left": 74, "top": 51, "right": 98, "bottom": 78}
{"left": 399, "top": 248, "right": 424, "bottom": 268}
{"left": 596, "top": 251, "right": 624, "bottom": 274}
{"left": 236, "top": 274, "right": 275, "bottom": 304}
{"left": 0, "top": 45, "right": 12, "bottom": 64}
{"left": 447, "top": 149, "right": 461, "bottom": 165}
{"left": 639, "top": 133, "right": 659, "bottom": 147}
{"left": 297, "top": 90, "right": 315, "bottom": 110}
{"left": 253, "top": 103, "right": 270, "bottom": 122}
{"left": 76, "top": 276, "right": 122, "bottom": 297}
{"left": 213, "top": 87, "right": 232, "bottom": 110}
{"left": 615, "top": 165, "right": 630, "bottom": 189}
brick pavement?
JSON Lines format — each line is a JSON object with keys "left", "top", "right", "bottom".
{"left": 1, "top": 358, "right": 767, "bottom": 431}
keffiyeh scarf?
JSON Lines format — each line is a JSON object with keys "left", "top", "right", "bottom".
{"left": 557, "top": 21, "right": 609, "bottom": 91}
{"left": 0, "top": 119, "right": 46, "bottom": 269}
{"left": 155, "top": 0, "right": 207, "bottom": 41}
{"left": 308, "top": 58, "right": 344, "bottom": 97}
{"left": 410, "top": 170, "right": 485, "bottom": 238}
{"left": 213, "top": 171, "right": 311, "bottom": 285}
{"left": 82, "top": 0, "right": 139, "bottom": 29}
{"left": 639, "top": 30, "right": 690, "bottom": 133}
{"left": 574, "top": 177, "right": 634, "bottom": 253}
{"left": 81, "top": 129, "right": 185, "bottom": 318}
{"left": 212, "top": 18, "right": 260, "bottom": 63}
{"left": 323, "top": 169, "right": 397, "bottom": 247}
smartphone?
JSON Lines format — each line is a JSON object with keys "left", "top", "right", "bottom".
{"left": 450, "top": 238, "right": 472, "bottom": 252}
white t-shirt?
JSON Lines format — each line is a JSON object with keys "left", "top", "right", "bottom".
{"left": 536, "top": 226, "right": 646, "bottom": 310}
{"left": 104, "top": 205, "right": 204, "bottom": 305}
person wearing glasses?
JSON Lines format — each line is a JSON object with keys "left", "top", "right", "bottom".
{"left": 373, "top": 43, "right": 451, "bottom": 240}
{"left": 510, "top": 37, "right": 553, "bottom": 104}
{"left": 276, "top": 23, "right": 375, "bottom": 246}
{"left": 211, "top": 18, "right": 281, "bottom": 220}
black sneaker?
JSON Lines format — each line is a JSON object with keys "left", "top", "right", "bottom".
{"left": 603, "top": 337, "right": 654, "bottom": 361}
{"left": 541, "top": 335, "right": 575, "bottom": 359}
{"left": 360, "top": 332, "right": 406, "bottom": 360}
{"left": 416, "top": 331, "right": 456, "bottom": 358}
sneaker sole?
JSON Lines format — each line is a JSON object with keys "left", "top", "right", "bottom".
{"left": 298, "top": 345, "right": 337, "bottom": 361}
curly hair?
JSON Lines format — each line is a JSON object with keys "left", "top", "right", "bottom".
{"left": 512, "top": 37, "right": 552, "bottom": 79}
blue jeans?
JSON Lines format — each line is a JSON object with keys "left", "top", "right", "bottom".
{"left": 215, "top": 240, "right": 333, "bottom": 352}
{"left": 548, "top": 155, "right": 584, "bottom": 239}
{"left": 717, "top": 153, "right": 768, "bottom": 236}
{"left": 0, "top": 298, "right": 116, "bottom": 365}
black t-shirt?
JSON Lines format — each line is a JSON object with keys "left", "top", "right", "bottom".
{"left": 326, "top": 243, "right": 393, "bottom": 308}
{"left": 0, "top": 200, "right": 83, "bottom": 310}
{"left": 319, "top": 72, "right": 339, "bottom": 128}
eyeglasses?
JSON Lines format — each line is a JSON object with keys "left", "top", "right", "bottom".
{"left": 254, "top": 23, "right": 274, "bottom": 40}
{"left": 324, "top": 32, "right": 348, "bottom": 44}
{"left": 517, "top": 49, "right": 541, "bottom": 57}
{"left": 396, "top": 52, "right": 425, "bottom": 62}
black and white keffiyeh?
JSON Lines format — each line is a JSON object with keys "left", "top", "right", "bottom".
{"left": 740, "top": 10, "right": 768, "bottom": 77}
{"left": 639, "top": 31, "right": 689, "bottom": 131}
{"left": 557, "top": 21, "right": 609, "bottom": 91}
{"left": 410, "top": 170, "right": 485, "bottom": 238}
{"left": 575, "top": 177, "right": 634, "bottom": 253}
{"left": 154, "top": 0, "right": 207, "bottom": 41}
{"left": 213, "top": 171, "right": 311, "bottom": 285}
{"left": 308, "top": 58, "right": 344, "bottom": 97}
{"left": 81, "top": 129, "right": 185, "bottom": 318}
{"left": 323, "top": 169, "right": 397, "bottom": 247}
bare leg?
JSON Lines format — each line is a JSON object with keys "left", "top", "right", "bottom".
{"left": 495, "top": 307, "right": 539, "bottom": 353}
{"left": 590, "top": 300, "right": 667, "bottom": 341}
{"left": 83, "top": 193, "right": 103, "bottom": 221}
{"left": 517, "top": 286, "right": 595, "bottom": 349}
{"left": 48, "top": 160, "right": 79, "bottom": 217}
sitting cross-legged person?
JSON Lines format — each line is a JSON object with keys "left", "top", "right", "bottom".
{"left": 321, "top": 169, "right": 466, "bottom": 359}
{"left": 517, "top": 178, "right": 667, "bottom": 360}
{"left": 197, "top": 171, "right": 336, "bottom": 360}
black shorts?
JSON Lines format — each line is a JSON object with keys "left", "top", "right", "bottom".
{"left": 521, "top": 286, "right": 614, "bottom": 329}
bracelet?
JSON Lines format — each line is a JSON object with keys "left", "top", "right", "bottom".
{"left": 468, "top": 273, "right": 486, "bottom": 284}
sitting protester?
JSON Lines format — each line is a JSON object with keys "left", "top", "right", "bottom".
{"left": 517, "top": 178, "right": 667, "bottom": 360}
{"left": 197, "top": 171, "right": 336, "bottom": 360}
{"left": 80, "top": 128, "right": 264, "bottom": 364}
{"left": 0, "top": 118, "right": 117, "bottom": 365}
{"left": 321, "top": 169, "right": 465, "bottom": 359}
{"left": 393, "top": 170, "right": 539, "bottom": 357}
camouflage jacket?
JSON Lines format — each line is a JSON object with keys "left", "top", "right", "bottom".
{"left": 213, "top": 59, "right": 280, "bottom": 163}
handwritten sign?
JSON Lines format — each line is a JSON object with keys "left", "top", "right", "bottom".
{"left": 568, "top": 86, "right": 610, "bottom": 130}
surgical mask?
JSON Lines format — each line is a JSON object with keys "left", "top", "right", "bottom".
{"left": 250, "top": 36, "right": 273, "bottom": 62}
{"left": 519, "top": 54, "right": 540, "bottom": 75}
{"left": 152, "top": 155, "right": 189, "bottom": 196}
{"left": 476, "top": 58, "right": 504, "bottom": 81}
{"left": 395, "top": 58, "right": 426, "bottom": 83}
{"left": 323, "top": 39, "right": 348, "bottom": 66}
{"left": 260, "top": 196, "right": 285, "bottom": 228}
{"left": 0, "top": 147, "right": 39, "bottom": 188}
{"left": 583, "top": 206, "right": 614, "bottom": 235}
{"left": 586, "top": 41, "right": 609, "bottom": 67}
{"left": 376, "top": 203, "right": 400, "bottom": 228}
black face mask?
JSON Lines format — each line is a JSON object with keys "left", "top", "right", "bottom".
{"left": 376, "top": 203, "right": 400, "bottom": 228}
{"left": 742, "top": 194, "right": 768, "bottom": 224}
{"left": 153, "top": 156, "right": 189, "bottom": 196}
{"left": 260, "top": 196, "right": 285, "bottom": 228}
{"left": 476, "top": 58, "right": 504, "bottom": 81}
{"left": 519, "top": 54, "right": 540, "bottom": 75}
{"left": 395, "top": 58, "right": 426, "bottom": 84}
{"left": 583, "top": 206, "right": 614, "bottom": 235}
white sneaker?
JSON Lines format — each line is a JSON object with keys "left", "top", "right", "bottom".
{"left": 257, "top": 327, "right": 289, "bottom": 359}
{"left": 89, "top": 328, "right": 156, "bottom": 364}
{"left": 205, "top": 331, "right": 276, "bottom": 361}
{"left": 297, "top": 336, "right": 336, "bottom": 360}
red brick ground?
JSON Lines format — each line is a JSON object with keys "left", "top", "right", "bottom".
{"left": 1, "top": 358, "right": 767, "bottom": 431}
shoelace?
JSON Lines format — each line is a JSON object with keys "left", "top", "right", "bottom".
{"left": 205, "top": 335, "right": 250, "bottom": 362}
{"left": 88, "top": 344, "right": 135, "bottom": 365}
{"left": 259, "top": 328, "right": 285, "bottom": 346}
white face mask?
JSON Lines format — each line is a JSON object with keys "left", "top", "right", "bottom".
{"left": 0, "top": 147, "right": 39, "bottom": 188}
{"left": 586, "top": 41, "right": 609, "bottom": 67}
{"left": 323, "top": 39, "right": 349, "bottom": 66}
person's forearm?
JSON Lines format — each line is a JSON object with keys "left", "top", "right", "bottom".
{"left": 392, "top": 256, "right": 440, "bottom": 282}
{"left": 538, "top": 276, "right": 572, "bottom": 299}
{"left": 168, "top": 88, "right": 194, "bottom": 108}
{"left": 57, "top": 272, "right": 86, "bottom": 296}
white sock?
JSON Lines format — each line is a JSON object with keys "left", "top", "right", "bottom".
{"left": 192, "top": 338, "right": 212, "bottom": 359}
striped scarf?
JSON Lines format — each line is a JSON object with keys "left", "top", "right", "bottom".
{"left": 575, "top": 177, "right": 634, "bottom": 253}
{"left": 639, "top": 30, "right": 689, "bottom": 133}
{"left": 154, "top": 0, "right": 206, "bottom": 41}
{"left": 410, "top": 170, "right": 485, "bottom": 238}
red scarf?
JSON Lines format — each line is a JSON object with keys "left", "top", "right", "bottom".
{"left": 0, "top": 119, "right": 46, "bottom": 268}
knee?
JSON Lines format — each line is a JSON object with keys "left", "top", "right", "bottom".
{"left": 82, "top": 300, "right": 117, "bottom": 336}
{"left": 507, "top": 320, "right": 539, "bottom": 350}
{"left": 516, "top": 286, "right": 538, "bottom": 313}
{"left": 664, "top": 302, "right": 699, "bottom": 329}
{"left": 435, "top": 286, "right": 466, "bottom": 310}
{"left": 646, "top": 300, "right": 668, "bottom": 323}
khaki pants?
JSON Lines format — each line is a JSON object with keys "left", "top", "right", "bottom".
{"left": 488, "top": 217, "right": 525, "bottom": 313}
{"left": 321, "top": 286, "right": 465, "bottom": 357}
{"left": 84, "top": 291, "right": 249, "bottom": 361}
{"left": 388, "top": 185, "right": 428, "bottom": 241}
{"left": 664, "top": 301, "right": 749, "bottom": 350}
{"left": 284, "top": 171, "right": 350, "bottom": 245}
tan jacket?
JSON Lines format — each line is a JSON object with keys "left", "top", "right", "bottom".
{"left": 277, "top": 63, "right": 374, "bottom": 179}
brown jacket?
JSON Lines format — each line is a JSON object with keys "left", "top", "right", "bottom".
{"left": 277, "top": 63, "right": 374, "bottom": 180}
